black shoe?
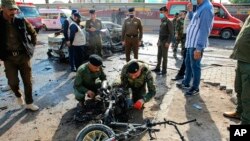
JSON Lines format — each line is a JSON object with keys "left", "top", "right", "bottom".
{"left": 176, "top": 83, "right": 190, "bottom": 90}
{"left": 185, "top": 88, "right": 199, "bottom": 96}
{"left": 171, "top": 75, "right": 184, "bottom": 81}
{"left": 151, "top": 68, "right": 160, "bottom": 73}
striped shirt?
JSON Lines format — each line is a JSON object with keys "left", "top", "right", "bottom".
{"left": 185, "top": 0, "right": 214, "bottom": 51}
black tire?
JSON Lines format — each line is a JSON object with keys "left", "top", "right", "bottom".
{"left": 75, "top": 124, "right": 115, "bottom": 141}
{"left": 221, "top": 29, "right": 232, "bottom": 39}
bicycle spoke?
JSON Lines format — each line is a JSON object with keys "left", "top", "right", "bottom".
{"left": 83, "top": 130, "right": 109, "bottom": 141}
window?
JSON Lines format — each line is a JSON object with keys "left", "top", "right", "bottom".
{"left": 18, "top": 6, "right": 39, "bottom": 17}
{"left": 169, "top": 5, "right": 186, "bottom": 16}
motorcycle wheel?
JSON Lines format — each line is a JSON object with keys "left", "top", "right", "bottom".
{"left": 75, "top": 124, "right": 115, "bottom": 141}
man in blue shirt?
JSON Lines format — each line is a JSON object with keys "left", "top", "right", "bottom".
{"left": 176, "top": 0, "right": 214, "bottom": 96}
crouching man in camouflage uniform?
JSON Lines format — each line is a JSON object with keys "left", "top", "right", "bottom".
{"left": 120, "top": 60, "right": 156, "bottom": 110}
{"left": 74, "top": 54, "right": 106, "bottom": 115}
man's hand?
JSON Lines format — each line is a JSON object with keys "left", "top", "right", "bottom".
{"left": 122, "top": 41, "right": 126, "bottom": 46}
{"left": 194, "top": 50, "right": 202, "bottom": 60}
{"left": 165, "top": 42, "right": 170, "bottom": 48}
{"left": 66, "top": 41, "right": 71, "bottom": 47}
{"left": 86, "top": 90, "right": 95, "bottom": 99}
{"left": 187, "top": 3, "right": 193, "bottom": 12}
{"left": 133, "top": 99, "right": 145, "bottom": 110}
{"left": 89, "top": 27, "right": 96, "bottom": 32}
{"left": 138, "top": 41, "right": 142, "bottom": 46}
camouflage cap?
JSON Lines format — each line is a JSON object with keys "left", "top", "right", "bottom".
{"left": 1, "top": 0, "right": 18, "bottom": 9}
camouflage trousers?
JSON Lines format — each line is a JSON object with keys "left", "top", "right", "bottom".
{"left": 235, "top": 61, "right": 250, "bottom": 124}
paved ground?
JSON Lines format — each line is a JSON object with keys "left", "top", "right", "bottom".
{"left": 0, "top": 32, "right": 238, "bottom": 141}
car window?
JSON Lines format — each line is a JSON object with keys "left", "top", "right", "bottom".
{"left": 214, "top": 6, "right": 226, "bottom": 18}
{"left": 40, "top": 13, "right": 58, "bottom": 19}
{"left": 169, "top": 4, "right": 186, "bottom": 16}
{"left": 18, "top": 6, "right": 39, "bottom": 17}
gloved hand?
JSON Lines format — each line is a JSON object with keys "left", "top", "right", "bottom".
{"left": 133, "top": 99, "right": 144, "bottom": 110}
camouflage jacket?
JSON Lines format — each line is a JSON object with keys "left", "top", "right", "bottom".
{"left": 74, "top": 63, "right": 106, "bottom": 101}
{"left": 120, "top": 60, "right": 156, "bottom": 102}
{"left": 176, "top": 17, "right": 184, "bottom": 39}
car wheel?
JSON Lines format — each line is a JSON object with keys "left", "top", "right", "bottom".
{"left": 221, "top": 29, "right": 232, "bottom": 39}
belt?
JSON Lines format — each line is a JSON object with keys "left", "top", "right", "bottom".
{"left": 7, "top": 50, "right": 26, "bottom": 57}
{"left": 126, "top": 34, "right": 138, "bottom": 38}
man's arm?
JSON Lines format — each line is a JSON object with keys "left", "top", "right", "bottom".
{"left": 143, "top": 71, "right": 156, "bottom": 102}
{"left": 167, "top": 19, "right": 174, "bottom": 44}
{"left": 74, "top": 72, "right": 89, "bottom": 100}
{"left": 138, "top": 19, "right": 143, "bottom": 41}
{"left": 85, "top": 20, "right": 91, "bottom": 33}
{"left": 121, "top": 19, "right": 126, "bottom": 41}
{"left": 196, "top": 8, "right": 214, "bottom": 51}
{"left": 69, "top": 24, "right": 78, "bottom": 45}
{"left": 63, "top": 20, "right": 69, "bottom": 41}
{"left": 25, "top": 19, "right": 37, "bottom": 46}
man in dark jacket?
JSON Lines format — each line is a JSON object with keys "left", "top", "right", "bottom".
{"left": 0, "top": 0, "right": 39, "bottom": 111}
{"left": 63, "top": 9, "right": 78, "bottom": 71}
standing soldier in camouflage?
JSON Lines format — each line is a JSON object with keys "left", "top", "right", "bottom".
{"left": 152, "top": 6, "right": 173, "bottom": 75}
{"left": 74, "top": 54, "right": 106, "bottom": 107}
{"left": 0, "top": 0, "right": 39, "bottom": 111}
{"left": 121, "top": 7, "right": 143, "bottom": 62}
{"left": 86, "top": 9, "right": 103, "bottom": 57}
{"left": 120, "top": 59, "right": 156, "bottom": 110}
{"left": 175, "top": 10, "right": 186, "bottom": 58}
{"left": 223, "top": 15, "right": 250, "bottom": 125}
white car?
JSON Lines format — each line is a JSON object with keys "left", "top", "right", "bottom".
{"left": 47, "top": 21, "right": 123, "bottom": 61}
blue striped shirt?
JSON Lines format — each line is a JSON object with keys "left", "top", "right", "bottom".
{"left": 185, "top": 0, "right": 214, "bottom": 51}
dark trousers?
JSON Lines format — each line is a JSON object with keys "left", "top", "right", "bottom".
{"left": 156, "top": 40, "right": 169, "bottom": 72}
{"left": 68, "top": 46, "right": 75, "bottom": 70}
{"left": 235, "top": 61, "right": 250, "bottom": 124}
{"left": 4, "top": 54, "right": 33, "bottom": 104}
{"left": 89, "top": 37, "right": 102, "bottom": 57}
{"left": 177, "top": 48, "right": 187, "bottom": 77}
{"left": 73, "top": 45, "right": 87, "bottom": 70}
{"left": 125, "top": 37, "right": 139, "bottom": 62}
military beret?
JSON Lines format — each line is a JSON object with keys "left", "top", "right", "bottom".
{"left": 127, "top": 61, "right": 139, "bottom": 73}
{"left": 71, "top": 9, "right": 78, "bottom": 15}
{"left": 89, "top": 9, "right": 96, "bottom": 14}
{"left": 160, "top": 6, "right": 167, "bottom": 12}
{"left": 89, "top": 54, "right": 102, "bottom": 66}
{"left": 73, "top": 12, "right": 81, "bottom": 18}
{"left": 128, "top": 7, "right": 135, "bottom": 12}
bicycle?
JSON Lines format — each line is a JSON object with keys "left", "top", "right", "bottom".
{"left": 75, "top": 118, "right": 197, "bottom": 141}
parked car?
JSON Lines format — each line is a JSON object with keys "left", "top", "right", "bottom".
{"left": 16, "top": 2, "right": 43, "bottom": 33}
{"left": 166, "top": 1, "right": 243, "bottom": 39}
{"left": 47, "top": 21, "right": 124, "bottom": 61}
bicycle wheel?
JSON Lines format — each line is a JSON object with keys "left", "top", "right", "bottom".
{"left": 75, "top": 124, "right": 115, "bottom": 141}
